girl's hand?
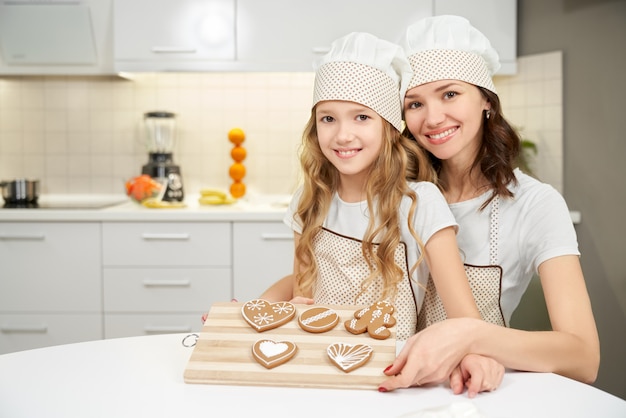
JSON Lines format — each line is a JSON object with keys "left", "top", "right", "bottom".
{"left": 201, "top": 298, "right": 239, "bottom": 323}
{"left": 289, "top": 296, "right": 314, "bottom": 305}
{"left": 449, "top": 354, "right": 504, "bottom": 398}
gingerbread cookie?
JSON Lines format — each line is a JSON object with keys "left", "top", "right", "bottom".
{"left": 327, "top": 342, "right": 373, "bottom": 373}
{"left": 241, "top": 299, "right": 296, "bottom": 332}
{"left": 298, "top": 306, "right": 339, "bottom": 333}
{"left": 252, "top": 339, "right": 298, "bottom": 369}
{"left": 344, "top": 301, "right": 396, "bottom": 340}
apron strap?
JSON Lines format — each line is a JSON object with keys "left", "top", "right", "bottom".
{"left": 489, "top": 195, "right": 499, "bottom": 265}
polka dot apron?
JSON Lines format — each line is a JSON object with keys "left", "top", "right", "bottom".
{"left": 417, "top": 196, "right": 506, "bottom": 330}
{"left": 312, "top": 227, "right": 417, "bottom": 340}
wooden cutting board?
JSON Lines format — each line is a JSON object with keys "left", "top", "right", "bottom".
{"left": 183, "top": 302, "right": 396, "bottom": 390}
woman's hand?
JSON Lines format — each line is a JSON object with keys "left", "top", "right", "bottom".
{"left": 378, "top": 318, "right": 476, "bottom": 392}
{"left": 449, "top": 354, "right": 504, "bottom": 398}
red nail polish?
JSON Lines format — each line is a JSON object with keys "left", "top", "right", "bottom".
{"left": 378, "top": 387, "right": 388, "bottom": 393}
{"left": 383, "top": 365, "right": 392, "bottom": 373}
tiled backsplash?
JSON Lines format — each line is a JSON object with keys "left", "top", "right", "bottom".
{"left": 495, "top": 51, "right": 564, "bottom": 193}
{"left": 0, "top": 51, "right": 562, "bottom": 197}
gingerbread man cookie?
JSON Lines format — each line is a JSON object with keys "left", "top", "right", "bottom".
{"left": 344, "top": 301, "right": 396, "bottom": 340}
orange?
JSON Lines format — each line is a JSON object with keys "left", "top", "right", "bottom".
{"left": 230, "top": 146, "right": 247, "bottom": 162}
{"left": 229, "top": 162, "right": 246, "bottom": 181}
{"left": 230, "top": 181, "right": 246, "bottom": 198}
{"left": 228, "top": 128, "right": 246, "bottom": 145}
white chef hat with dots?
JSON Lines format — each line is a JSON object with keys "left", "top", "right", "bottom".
{"left": 400, "top": 15, "right": 500, "bottom": 94}
{"left": 313, "top": 32, "right": 412, "bottom": 132}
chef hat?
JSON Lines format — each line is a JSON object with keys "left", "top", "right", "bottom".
{"left": 313, "top": 32, "right": 412, "bottom": 132}
{"left": 400, "top": 15, "right": 500, "bottom": 94}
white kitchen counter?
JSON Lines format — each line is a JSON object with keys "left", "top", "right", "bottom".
{"left": 0, "top": 193, "right": 582, "bottom": 225}
{"left": 0, "top": 333, "right": 624, "bottom": 418}
{"left": 0, "top": 193, "right": 290, "bottom": 222}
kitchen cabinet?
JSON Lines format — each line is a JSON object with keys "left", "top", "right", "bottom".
{"left": 232, "top": 221, "right": 293, "bottom": 301}
{"left": 113, "top": 0, "right": 236, "bottom": 72}
{"left": 0, "top": 0, "right": 114, "bottom": 75}
{"left": 0, "top": 222, "right": 103, "bottom": 354}
{"left": 236, "top": 0, "right": 433, "bottom": 72}
{"left": 434, "top": 0, "right": 517, "bottom": 74}
{"left": 101, "top": 221, "right": 231, "bottom": 338}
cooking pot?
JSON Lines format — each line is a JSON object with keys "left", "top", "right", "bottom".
{"left": 0, "top": 179, "right": 40, "bottom": 203}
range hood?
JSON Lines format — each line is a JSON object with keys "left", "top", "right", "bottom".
{"left": 0, "top": 2, "right": 97, "bottom": 66}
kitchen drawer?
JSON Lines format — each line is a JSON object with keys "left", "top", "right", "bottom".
{"left": 233, "top": 221, "right": 294, "bottom": 301}
{"left": 103, "top": 267, "right": 231, "bottom": 312}
{"left": 104, "top": 313, "right": 202, "bottom": 339}
{"left": 102, "top": 222, "right": 231, "bottom": 267}
{"left": 0, "top": 313, "right": 102, "bottom": 355}
{"left": 0, "top": 222, "right": 102, "bottom": 312}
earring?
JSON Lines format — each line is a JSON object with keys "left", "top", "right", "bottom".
{"left": 485, "top": 110, "right": 491, "bottom": 120}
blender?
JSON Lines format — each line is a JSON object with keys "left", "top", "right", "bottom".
{"left": 141, "top": 111, "right": 184, "bottom": 202}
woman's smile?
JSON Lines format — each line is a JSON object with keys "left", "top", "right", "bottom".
{"left": 426, "top": 126, "right": 458, "bottom": 144}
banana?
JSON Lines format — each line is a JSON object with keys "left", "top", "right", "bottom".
{"left": 198, "top": 188, "right": 236, "bottom": 205}
{"left": 199, "top": 188, "right": 228, "bottom": 199}
{"left": 141, "top": 198, "right": 186, "bottom": 209}
{"left": 198, "top": 195, "right": 236, "bottom": 205}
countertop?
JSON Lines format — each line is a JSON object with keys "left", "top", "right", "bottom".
{"left": 0, "top": 193, "right": 291, "bottom": 222}
{"left": 0, "top": 333, "right": 624, "bottom": 418}
{"left": 0, "top": 193, "right": 582, "bottom": 224}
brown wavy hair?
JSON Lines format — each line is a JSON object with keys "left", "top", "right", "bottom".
{"left": 294, "top": 107, "right": 436, "bottom": 302}
{"left": 403, "top": 88, "right": 521, "bottom": 210}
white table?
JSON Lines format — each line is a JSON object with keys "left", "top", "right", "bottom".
{"left": 0, "top": 334, "right": 624, "bottom": 418}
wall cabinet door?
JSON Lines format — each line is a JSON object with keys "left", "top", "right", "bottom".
{"left": 233, "top": 221, "right": 293, "bottom": 302}
{"left": 236, "top": 0, "right": 433, "bottom": 71}
{"left": 0, "top": 0, "right": 114, "bottom": 75}
{"left": 113, "top": 0, "right": 236, "bottom": 71}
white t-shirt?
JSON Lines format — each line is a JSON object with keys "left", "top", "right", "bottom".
{"left": 283, "top": 181, "right": 458, "bottom": 309}
{"left": 449, "top": 169, "right": 580, "bottom": 323}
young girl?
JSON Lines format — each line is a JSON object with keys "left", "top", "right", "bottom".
{"left": 380, "top": 15, "right": 600, "bottom": 392}
{"left": 260, "top": 31, "right": 482, "bottom": 342}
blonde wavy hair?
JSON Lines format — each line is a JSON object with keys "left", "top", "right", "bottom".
{"left": 294, "top": 106, "right": 437, "bottom": 303}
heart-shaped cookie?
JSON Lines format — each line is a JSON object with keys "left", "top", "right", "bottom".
{"left": 252, "top": 339, "right": 297, "bottom": 369}
{"left": 327, "top": 342, "right": 373, "bottom": 373}
{"left": 241, "top": 299, "right": 296, "bottom": 332}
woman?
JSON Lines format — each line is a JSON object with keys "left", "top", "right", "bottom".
{"left": 379, "top": 15, "right": 600, "bottom": 392}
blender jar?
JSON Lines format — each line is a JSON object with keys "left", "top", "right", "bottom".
{"left": 144, "top": 111, "right": 176, "bottom": 153}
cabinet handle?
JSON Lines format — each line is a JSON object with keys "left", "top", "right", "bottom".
{"left": 260, "top": 233, "right": 293, "bottom": 241}
{"left": 1, "top": 324, "right": 48, "bottom": 333}
{"left": 142, "top": 279, "right": 191, "bottom": 287}
{"left": 144, "top": 325, "right": 192, "bottom": 334}
{"left": 151, "top": 46, "right": 197, "bottom": 54}
{"left": 0, "top": 233, "right": 45, "bottom": 240}
{"left": 141, "top": 233, "right": 190, "bottom": 241}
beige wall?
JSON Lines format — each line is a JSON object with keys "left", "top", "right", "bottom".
{"left": 0, "top": 72, "right": 314, "bottom": 197}
{"left": 519, "top": 0, "right": 626, "bottom": 399}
